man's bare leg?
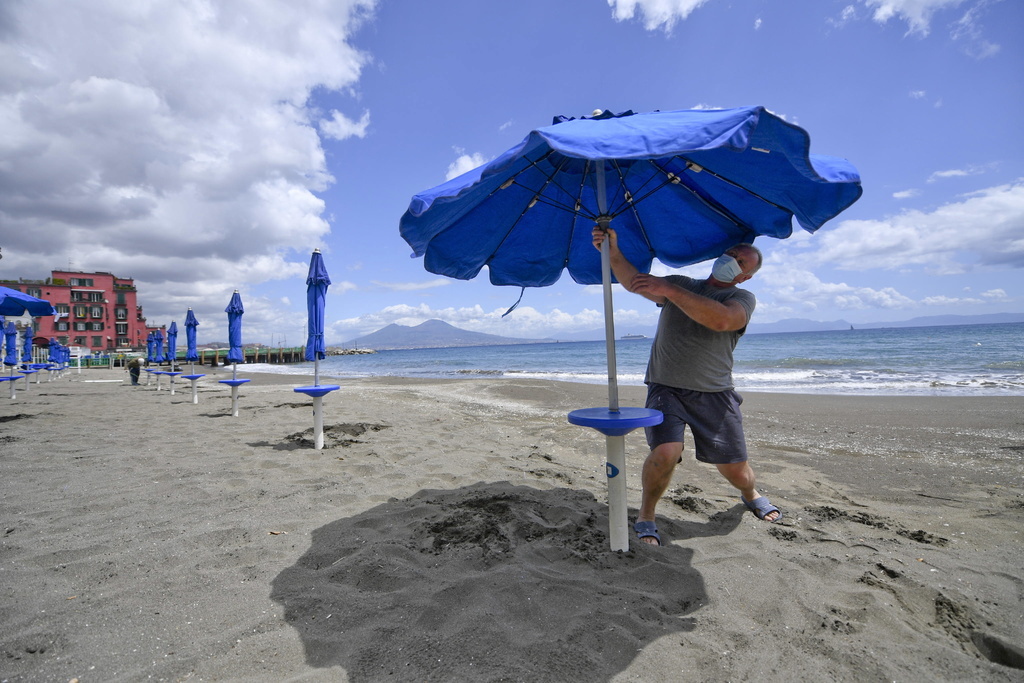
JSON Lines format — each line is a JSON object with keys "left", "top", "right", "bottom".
{"left": 636, "top": 442, "right": 683, "bottom": 544}
{"left": 715, "top": 461, "right": 780, "bottom": 522}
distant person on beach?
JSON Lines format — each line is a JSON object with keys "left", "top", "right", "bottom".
{"left": 592, "top": 227, "right": 781, "bottom": 546}
{"left": 128, "top": 356, "right": 142, "bottom": 385}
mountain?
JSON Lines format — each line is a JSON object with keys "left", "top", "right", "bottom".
{"left": 342, "top": 319, "right": 555, "bottom": 350}
{"left": 747, "top": 312, "right": 1024, "bottom": 335}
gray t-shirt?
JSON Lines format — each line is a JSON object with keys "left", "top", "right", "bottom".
{"left": 645, "top": 275, "right": 756, "bottom": 392}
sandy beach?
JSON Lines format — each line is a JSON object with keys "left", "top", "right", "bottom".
{"left": 1, "top": 366, "right": 1022, "bottom": 682}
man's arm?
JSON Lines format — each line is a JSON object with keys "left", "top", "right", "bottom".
{"left": 593, "top": 227, "right": 749, "bottom": 332}
{"left": 631, "top": 274, "right": 750, "bottom": 332}
{"left": 591, "top": 226, "right": 660, "bottom": 303}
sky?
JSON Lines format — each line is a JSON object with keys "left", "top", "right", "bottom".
{"left": 1, "top": 0, "right": 1022, "bottom": 345}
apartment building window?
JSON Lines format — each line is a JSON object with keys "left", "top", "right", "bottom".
{"left": 70, "top": 278, "right": 94, "bottom": 287}
{"left": 27, "top": 287, "right": 42, "bottom": 297}
{"left": 90, "top": 306, "right": 104, "bottom": 318}
{"left": 74, "top": 336, "right": 85, "bottom": 345}
{"left": 91, "top": 322, "right": 104, "bottom": 331}
{"left": 56, "top": 304, "right": 69, "bottom": 315}
{"left": 116, "top": 292, "right": 126, "bottom": 305}
{"left": 92, "top": 336, "right": 103, "bottom": 347}
{"left": 89, "top": 292, "right": 103, "bottom": 302}
{"left": 118, "top": 337, "right": 131, "bottom": 347}
{"left": 57, "top": 322, "right": 69, "bottom": 331}
{"left": 74, "top": 322, "right": 87, "bottom": 331}
{"left": 74, "top": 305, "right": 87, "bottom": 318}
{"left": 116, "top": 323, "right": 128, "bottom": 335}
{"left": 115, "top": 308, "right": 127, "bottom": 320}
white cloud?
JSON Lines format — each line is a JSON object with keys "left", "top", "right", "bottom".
{"left": 893, "top": 189, "right": 920, "bottom": 199}
{"left": 761, "top": 267, "right": 915, "bottom": 313}
{"left": 607, "top": 0, "right": 712, "bottom": 32}
{"left": 372, "top": 279, "right": 452, "bottom": 292}
{"left": 320, "top": 109, "right": 371, "bottom": 140}
{"left": 795, "top": 180, "right": 1024, "bottom": 274}
{"left": 753, "top": 18, "right": 762, "bottom": 30}
{"left": 860, "top": 0, "right": 968, "bottom": 36}
{"left": 0, "top": 0, "right": 376, "bottom": 326}
{"left": 445, "top": 149, "right": 489, "bottom": 181}
{"left": 981, "top": 288, "right": 1009, "bottom": 301}
{"left": 910, "top": 90, "right": 927, "bottom": 99}
{"left": 927, "top": 166, "right": 983, "bottom": 182}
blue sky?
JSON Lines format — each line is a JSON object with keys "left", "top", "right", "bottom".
{"left": 2, "top": 0, "right": 1021, "bottom": 344}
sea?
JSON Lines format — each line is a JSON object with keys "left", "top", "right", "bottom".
{"left": 244, "top": 322, "right": 1024, "bottom": 397}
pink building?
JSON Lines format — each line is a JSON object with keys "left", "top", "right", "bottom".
{"left": 5, "top": 270, "right": 162, "bottom": 353}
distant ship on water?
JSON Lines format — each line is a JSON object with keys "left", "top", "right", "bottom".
{"left": 621, "top": 333, "right": 647, "bottom": 340}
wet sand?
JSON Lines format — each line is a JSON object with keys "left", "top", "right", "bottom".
{"left": 1, "top": 366, "right": 1022, "bottom": 681}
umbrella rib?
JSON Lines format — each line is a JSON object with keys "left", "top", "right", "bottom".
{"left": 646, "top": 158, "right": 750, "bottom": 228}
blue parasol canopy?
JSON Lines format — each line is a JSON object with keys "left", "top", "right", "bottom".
{"left": 225, "top": 291, "right": 244, "bottom": 364}
{"left": 0, "top": 286, "right": 57, "bottom": 317}
{"left": 184, "top": 309, "right": 200, "bottom": 362}
{"left": 48, "top": 338, "right": 57, "bottom": 363}
{"left": 304, "top": 249, "right": 332, "bottom": 362}
{"left": 166, "top": 322, "right": 178, "bottom": 365}
{"left": 401, "top": 106, "right": 862, "bottom": 287}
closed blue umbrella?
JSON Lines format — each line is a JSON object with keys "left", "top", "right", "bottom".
{"left": 164, "top": 321, "right": 181, "bottom": 394}
{"left": 21, "top": 324, "right": 33, "bottom": 364}
{"left": 146, "top": 332, "right": 156, "bottom": 363}
{"left": 182, "top": 308, "right": 205, "bottom": 403}
{"left": 3, "top": 322, "right": 17, "bottom": 367}
{"left": 184, "top": 309, "right": 200, "bottom": 363}
{"left": 294, "top": 249, "right": 340, "bottom": 449}
{"left": 400, "top": 106, "right": 862, "bottom": 551}
{"left": 154, "top": 329, "right": 165, "bottom": 364}
{"left": 222, "top": 292, "right": 249, "bottom": 416}
{"left": 166, "top": 322, "right": 178, "bottom": 365}
{"left": 49, "top": 338, "right": 57, "bottom": 363}
{"left": 225, "top": 291, "right": 244, "bottom": 365}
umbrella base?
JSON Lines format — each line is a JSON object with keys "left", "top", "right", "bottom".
{"left": 567, "top": 407, "right": 663, "bottom": 436}
{"left": 293, "top": 385, "right": 340, "bottom": 398}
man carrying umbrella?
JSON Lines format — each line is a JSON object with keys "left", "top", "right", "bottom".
{"left": 593, "top": 227, "right": 779, "bottom": 547}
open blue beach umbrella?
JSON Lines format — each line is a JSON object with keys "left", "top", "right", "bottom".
{"left": 166, "top": 322, "right": 178, "bottom": 365}
{"left": 0, "top": 286, "right": 57, "bottom": 317}
{"left": 401, "top": 106, "right": 862, "bottom": 407}
{"left": 184, "top": 309, "right": 200, "bottom": 362}
{"left": 21, "top": 325, "right": 33, "bottom": 364}
{"left": 225, "top": 291, "right": 244, "bottom": 364}
{"left": 400, "top": 106, "right": 862, "bottom": 551}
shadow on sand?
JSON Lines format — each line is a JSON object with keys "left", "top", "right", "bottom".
{"left": 271, "top": 481, "right": 743, "bottom": 681}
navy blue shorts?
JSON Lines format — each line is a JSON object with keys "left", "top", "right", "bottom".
{"left": 644, "top": 383, "right": 748, "bottom": 464}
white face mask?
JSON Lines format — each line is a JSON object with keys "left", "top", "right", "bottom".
{"left": 711, "top": 254, "right": 743, "bottom": 283}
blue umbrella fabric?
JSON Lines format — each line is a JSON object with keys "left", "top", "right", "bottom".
{"left": 21, "top": 325, "right": 33, "bottom": 364}
{"left": 166, "top": 322, "right": 178, "bottom": 366}
{"left": 49, "top": 338, "right": 58, "bottom": 363}
{"left": 154, "top": 329, "right": 165, "bottom": 364}
{"left": 225, "top": 291, "right": 244, "bottom": 365}
{"left": 0, "top": 286, "right": 57, "bottom": 317}
{"left": 304, "top": 249, "right": 331, "bottom": 365}
{"left": 184, "top": 309, "right": 200, "bottom": 362}
{"left": 400, "top": 106, "right": 862, "bottom": 287}
{"left": 3, "top": 322, "right": 17, "bottom": 367}
{"left": 146, "top": 332, "right": 154, "bottom": 363}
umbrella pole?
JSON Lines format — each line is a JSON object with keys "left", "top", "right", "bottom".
{"left": 191, "top": 380, "right": 199, "bottom": 404}
{"left": 314, "top": 357, "right": 320, "bottom": 387}
{"left": 313, "top": 396, "right": 324, "bottom": 449}
{"left": 595, "top": 163, "right": 628, "bottom": 551}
